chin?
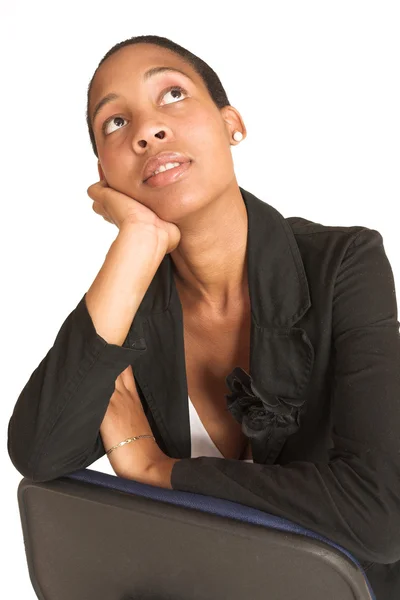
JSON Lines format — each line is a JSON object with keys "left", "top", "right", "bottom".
{"left": 156, "top": 191, "right": 209, "bottom": 220}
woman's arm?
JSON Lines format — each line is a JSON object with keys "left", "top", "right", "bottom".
{"left": 7, "top": 225, "right": 165, "bottom": 482}
{"left": 170, "top": 228, "right": 400, "bottom": 566}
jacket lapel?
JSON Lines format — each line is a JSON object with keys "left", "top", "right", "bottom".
{"left": 125, "top": 187, "right": 315, "bottom": 462}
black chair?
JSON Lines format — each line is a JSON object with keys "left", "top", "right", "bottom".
{"left": 17, "top": 467, "right": 376, "bottom": 599}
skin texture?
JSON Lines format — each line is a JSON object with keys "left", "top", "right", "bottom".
{"left": 89, "top": 43, "right": 249, "bottom": 487}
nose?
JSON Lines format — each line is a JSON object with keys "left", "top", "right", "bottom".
{"left": 136, "top": 128, "right": 168, "bottom": 149}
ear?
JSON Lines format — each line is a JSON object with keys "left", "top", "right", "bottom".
{"left": 97, "top": 161, "right": 106, "bottom": 182}
{"left": 220, "top": 105, "right": 247, "bottom": 142}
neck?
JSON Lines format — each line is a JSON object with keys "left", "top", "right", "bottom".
{"left": 170, "top": 182, "right": 249, "bottom": 318}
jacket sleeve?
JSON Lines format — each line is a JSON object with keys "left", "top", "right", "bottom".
{"left": 171, "top": 228, "right": 400, "bottom": 566}
{"left": 7, "top": 293, "right": 147, "bottom": 482}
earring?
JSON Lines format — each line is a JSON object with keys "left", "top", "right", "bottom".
{"left": 233, "top": 130, "right": 243, "bottom": 142}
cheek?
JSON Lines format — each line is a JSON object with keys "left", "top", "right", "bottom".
{"left": 101, "top": 149, "right": 131, "bottom": 175}
{"left": 184, "top": 112, "right": 229, "bottom": 159}
{"left": 183, "top": 106, "right": 221, "bottom": 141}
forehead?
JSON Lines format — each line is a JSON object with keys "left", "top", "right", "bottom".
{"left": 90, "top": 44, "right": 202, "bottom": 104}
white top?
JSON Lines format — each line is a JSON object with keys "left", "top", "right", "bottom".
{"left": 189, "top": 395, "right": 253, "bottom": 462}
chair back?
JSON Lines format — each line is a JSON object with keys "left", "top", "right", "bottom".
{"left": 17, "top": 468, "right": 376, "bottom": 599}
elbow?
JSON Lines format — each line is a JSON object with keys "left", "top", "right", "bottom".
{"left": 13, "top": 460, "right": 86, "bottom": 484}
{"left": 7, "top": 416, "right": 36, "bottom": 481}
{"left": 24, "top": 440, "right": 104, "bottom": 484}
{"left": 7, "top": 416, "right": 55, "bottom": 483}
{"left": 27, "top": 455, "right": 92, "bottom": 484}
{"left": 8, "top": 454, "right": 35, "bottom": 482}
{"left": 7, "top": 452, "right": 52, "bottom": 483}
{"left": 8, "top": 423, "right": 86, "bottom": 484}
{"left": 331, "top": 453, "right": 400, "bottom": 564}
{"left": 8, "top": 440, "right": 54, "bottom": 483}
{"left": 359, "top": 526, "right": 400, "bottom": 565}
{"left": 368, "top": 466, "right": 400, "bottom": 564}
{"left": 356, "top": 465, "right": 400, "bottom": 564}
{"left": 360, "top": 510, "right": 400, "bottom": 564}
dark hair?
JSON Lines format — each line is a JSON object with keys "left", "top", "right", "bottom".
{"left": 86, "top": 34, "right": 231, "bottom": 158}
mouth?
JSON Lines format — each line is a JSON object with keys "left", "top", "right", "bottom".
{"left": 144, "top": 160, "right": 193, "bottom": 188}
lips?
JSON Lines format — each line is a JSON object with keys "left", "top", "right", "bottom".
{"left": 144, "top": 160, "right": 192, "bottom": 188}
{"left": 142, "top": 151, "right": 191, "bottom": 182}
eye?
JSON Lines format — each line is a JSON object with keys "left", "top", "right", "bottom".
{"left": 160, "top": 85, "right": 188, "bottom": 106}
{"left": 102, "top": 85, "right": 189, "bottom": 136}
{"left": 102, "top": 115, "right": 128, "bottom": 136}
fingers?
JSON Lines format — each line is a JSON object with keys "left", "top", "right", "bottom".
{"left": 91, "top": 201, "right": 101, "bottom": 215}
{"left": 86, "top": 180, "right": 110, "bottom": 208}
{"left": 87, "top": 179, "right": 108, "bottom": 194}
{"left": 87, "top": 180, "right": 120, "bottom": 226}
{"left": 89, "top": 175, "right": 115, "bottom": 224}
{"left": 91, "top": 201, "right": 113, "bottom": 224}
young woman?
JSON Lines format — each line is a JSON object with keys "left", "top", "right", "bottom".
{"left": 8, "top": 35, "right": 400, "bottom": 598}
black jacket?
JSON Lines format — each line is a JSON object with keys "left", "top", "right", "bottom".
{"left": 8, "top": 187, "right": 400, "bottom": 599}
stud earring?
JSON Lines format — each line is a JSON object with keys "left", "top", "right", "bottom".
{"left": 233, "top": 130, "right": 243, "bottom": 142}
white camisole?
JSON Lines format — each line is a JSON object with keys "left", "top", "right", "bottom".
{"left": 188, "top": 395, "right": 253, "bottom": 462}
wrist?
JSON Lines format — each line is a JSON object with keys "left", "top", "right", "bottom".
{"left": 116, "top": 221, "right": 168, "bottom": 260}
{"left": 148, "top": 457, "right": 181, "bottom": 489}
{"left": 105, "top": 435, "right": 162, "bottom": 479}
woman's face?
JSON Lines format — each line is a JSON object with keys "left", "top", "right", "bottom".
{"left": 88, "top": 43, "right": 244, "bottom": 223}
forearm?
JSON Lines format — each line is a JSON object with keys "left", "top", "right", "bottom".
{"left": 85, "top": 223, "right": 166, "bottom": 345}
{"left": 108, "top": 437, "right": 181, "bottom": 489}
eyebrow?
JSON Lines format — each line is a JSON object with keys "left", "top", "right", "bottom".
{"left": 91, "top": 66, "right": 194, "bottom": 126}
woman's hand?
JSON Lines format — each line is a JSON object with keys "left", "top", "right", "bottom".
{"left": 100, "top": 364, "right": 180, "bottom": 487}
{"left": 87, "top": 179, "right": 181, "bottom": 254}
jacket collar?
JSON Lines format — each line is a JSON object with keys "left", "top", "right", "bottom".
{"left": 126, "top": 186, "right": 315, "bottom": 463}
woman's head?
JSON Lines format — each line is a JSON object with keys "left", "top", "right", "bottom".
{"left": 86, "top": 35, "right": 247, "bottom": 223}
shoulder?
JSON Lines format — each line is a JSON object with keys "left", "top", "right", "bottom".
{"left": 286, "top": 214, "right": 371, "bottom": 240}
{"left": 285, "top": 215, "right": 383, "bottom": 261}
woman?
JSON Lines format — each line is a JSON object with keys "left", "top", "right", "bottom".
{"left": 7, "top": 35, "right": 400, "bottom": 598}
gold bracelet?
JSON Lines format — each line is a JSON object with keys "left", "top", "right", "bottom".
{"left": 106, "top": 434, "right": 156, "bottom": 456}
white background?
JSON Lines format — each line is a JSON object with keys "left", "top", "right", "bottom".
{"left": 1, "top": 1, "right": 399, "bottom": 597}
